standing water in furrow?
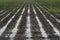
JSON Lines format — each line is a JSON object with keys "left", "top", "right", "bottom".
{"left": 36, "top": 5, "right": 60, "bottom": 37}
{"left": 9, "top": 7, "right": 25, "bottom": 40}
{"left": 56, "top": 14, "right": 60, "bottom": 17}
{"left": 50, "top": 14, "right": 60, "bottom": 23}
{"left": 32, "top": 5, "right": 50, "bottom": 40}
{"left": 0, "top": 9, "right": 16, "bottom": 22}
{"left": 25, "top": 4, "right": 32, "bottom": 40}
{"left": 1, "top": 5, "right": 24, "bottom": 38}
{"left": 0, "top": 8, "right": 18, "bottom": 36}
{"left": 0, "top": 10, "right": 5, "bottom": 14}
{"left": 0, "top": 11, "right": 8, "bottom": 16}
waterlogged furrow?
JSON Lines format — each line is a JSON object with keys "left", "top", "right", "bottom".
{"left": 0, "top": 8, "right": 20, "bottom": 36}
{"left": 36, "top": 4, "right": 48, "bottom": 13}
{"left": 0, "top": 9, "right": 16, "bottom": 22}
{"left": 36, "top": 6, "right": 60, "bottom": 37}
{"left": 0, "top": 10, "right": 5, "bottom": 14}
{"left": 25, "top": 16, "right": 32, "bottom": 37}
{"left": 55, "top": 14, "right": 60, "bottom": 20}
{"left": 9, "top": 7, "right": 25, "bottom": 40}
{"left": 39, "top": 5, "right": 60, "bottom": 23}
{"left": 0, "top": 11, "right": 8, "bottom": 16}
{"left": 37, "top": 4, "right": 60, "bottom": 23}
{"left": 50, "top": 14, "right": 60, "bottom": 23}
{"left": 25, "top": 5, "right": 32, "bottom": 39}
{"left": 32, "top": 5, "right": 48, "bottom": 38}
{"left": 56, "top": 14, "right": 60, "bottom": 17}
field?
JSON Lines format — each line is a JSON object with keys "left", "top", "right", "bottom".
{"left": 0, "top": 0, "right": 60, "bottom": 40}
{"left": 34, "top": 0, "right": 60, "bottom": 14}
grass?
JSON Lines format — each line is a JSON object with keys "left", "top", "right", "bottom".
{"left": 0, "top": 0, "right": 26, "bottom": 10}
{"left": 47, "top": 7, "right": 60, "bottom": 14}
{"left": 0, "top": 0, "right": 60, "bottom": 14}
{"left": 35, "top": 0, "right": 60, "bottom": 14}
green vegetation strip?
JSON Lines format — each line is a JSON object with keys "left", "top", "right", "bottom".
{"left": 0, "top": 0, "right": 60, "bottom": 14}
{"left": 35, "top": 0, "right": 60, "bottom": 14}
